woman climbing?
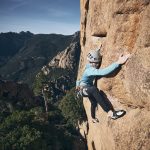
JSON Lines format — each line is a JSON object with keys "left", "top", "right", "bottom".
{"left": 76, "top": 45, "right": 130, "bottom": 123}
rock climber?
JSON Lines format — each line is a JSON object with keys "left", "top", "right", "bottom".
{"left": 76, "top": 45, "right": 130, "bottom": 123}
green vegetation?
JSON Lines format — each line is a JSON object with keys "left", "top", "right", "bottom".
{"left": 0, "top": 74, "right": 86, "bottom": 149}
{"left": 32, "top": 67, "right": 86, "bottom": 131}
{"left": 0, "top": 106, "right": 83, "bottom": 150}
{"left": 59, "top": 88, "right": 86, "bottom": 127}
{"left": 0, "top": 31, "right": 85, "bottom": 149}
{"left": 33, "top": 71, "right": 48, "bottom": 96}
{"left": 0, "top": 111, "right": 41, "bottom": 150}
{"left": 47, "top": 68, "right": 70, "bottom": 81}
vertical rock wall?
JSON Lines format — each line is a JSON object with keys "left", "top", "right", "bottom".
{"left": 78, "top": 0, "right": 150, "bottom": 150}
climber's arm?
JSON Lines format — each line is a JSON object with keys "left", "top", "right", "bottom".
{"left": 86, "top": 62, "right": 120, "bottom": 76}
{"left": 86, "top": 53, "right": 131, "bottom": 76}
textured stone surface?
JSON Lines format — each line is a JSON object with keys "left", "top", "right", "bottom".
{"left": 78, "top": 0, "right": 150, "bottom": 149}
{"left": 42, "top": 32, "right": 80, "bottom": 74}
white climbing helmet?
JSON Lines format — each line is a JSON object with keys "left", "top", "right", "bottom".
{"left": 87, "top": 48, "right": 102, "bottom": 62}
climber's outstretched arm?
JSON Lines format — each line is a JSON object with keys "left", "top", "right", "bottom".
{"left": 86, "top": 53, "right": 131, "bottom": 76}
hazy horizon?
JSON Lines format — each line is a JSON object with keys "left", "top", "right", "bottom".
{"left": 0, "top": 30, "right": 79, "bottom": 36}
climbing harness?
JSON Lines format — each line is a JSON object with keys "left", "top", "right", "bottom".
{"left": 75, "top": 87, "right": 88, "bottom": 100}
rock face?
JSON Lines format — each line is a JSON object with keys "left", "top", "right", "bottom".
{"left": 40, "top": 32, "right": 80, "bottom": 101}
{"left": 48, "top": 31, "right": 80, "bottom": 70}
{"left": 78, "top": 0, "right": 150, "bottom": 150}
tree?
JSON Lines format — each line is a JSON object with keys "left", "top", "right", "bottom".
{"left": 59, "top": 88, "right": 86, "bottom": 127}
{"left": 0, "top": 107, "right": 81, "bottom": 150}
{"left": 0, "top": 110, "right": 42, "bottom": 150}
{"left": 33, "top": 72, "right": 47, "bottom": 96}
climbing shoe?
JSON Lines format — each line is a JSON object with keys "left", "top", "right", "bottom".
{"left": 111, "top": 110, "right": 126, "bottom": 120}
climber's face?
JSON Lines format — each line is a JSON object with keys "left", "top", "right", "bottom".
{"left": 91, "top": 61, "right": 101, "bottom": 69}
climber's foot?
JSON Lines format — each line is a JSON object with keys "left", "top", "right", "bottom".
{"left": 111, "top": 110, "right": 126, "bottom": 120}
{"left": 92, "top": 118, "right": 99, "bottom": 123}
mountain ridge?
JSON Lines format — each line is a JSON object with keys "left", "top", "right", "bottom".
{"left": 0, "top": 31, "right": 79, "bottom": 85}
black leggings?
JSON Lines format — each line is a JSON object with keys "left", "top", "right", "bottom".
{"left": 83, "top": 86, "right": 114, "bottom": 119}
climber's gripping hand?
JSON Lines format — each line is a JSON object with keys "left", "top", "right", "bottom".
{"left": 75, "top": 86, "right": 81, "bottom": 92}
{"left": 117, "top": 53, "right": 131, "bottom": 65}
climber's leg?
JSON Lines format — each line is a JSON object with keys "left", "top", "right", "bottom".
{"left": 82, "top": 87, "right": 99, "bottom": 122}
{"left": 86, "top": 86, "right": 113, "bottom": 113}
{"left": 88, "top": 96, "right": 99, "bottom": 123}
{"left": 84, "top": 86, "right": 126, "bottom": 120}
{"left": 88, "top": 95, "right": 97, "bottom": 119}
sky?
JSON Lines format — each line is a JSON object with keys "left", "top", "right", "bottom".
{"left": 0, "top": 0, "right": 80, "bottom": 35}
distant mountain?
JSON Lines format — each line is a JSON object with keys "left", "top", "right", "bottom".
{"left": 0, "top": 31, "right": 33, "bottom": 67}
{"left": 0, "top": 31, "right": 79, "bottom": 85}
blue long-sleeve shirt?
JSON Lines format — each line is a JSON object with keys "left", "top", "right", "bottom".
{"left": 76, "top": 62, "right": 120, "bottom": 87}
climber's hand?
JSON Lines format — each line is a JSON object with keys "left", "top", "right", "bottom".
{"left": 76, "top": 86, "right": 80, "bottom": 91}
{"left": 117, "top": 53, "right": 131, "bottom": 65}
